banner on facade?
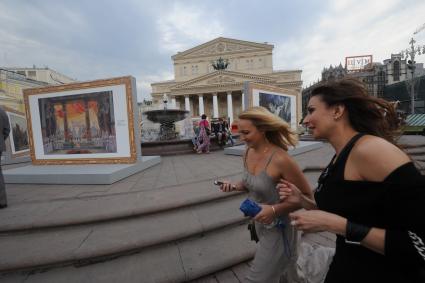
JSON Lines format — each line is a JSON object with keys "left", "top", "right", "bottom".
{"left": 345, "top": 55, "right": 373, "bottom": 72}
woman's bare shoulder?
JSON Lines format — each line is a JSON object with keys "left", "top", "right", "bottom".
{"left": 351, "top": 135, "right": 410, "bottom": 179}
{"left": 272, "top": 147, "right": 296, "bottom": 166}
{"left": 355, "top": 135, "right": 408, "bottom": 159}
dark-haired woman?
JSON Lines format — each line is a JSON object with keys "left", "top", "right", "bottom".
{"left": 277, "top": 78, "right": 425, "bottom": 282}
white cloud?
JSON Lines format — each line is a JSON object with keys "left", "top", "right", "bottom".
{"left": 136, "top": 71, "right": 174, "bottom": 102}
{"left": 274, "top": 0, "right": 425, "bottom": 86}
{"left": 156, "top": 2, "right": 224, "bottom": 53}
{"left": 138, "top": 2, "right": 225, "bottom": 101}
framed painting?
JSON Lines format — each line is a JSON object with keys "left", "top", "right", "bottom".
{"left": 23, "top": 76, "right": 139, "bottom": 164}
{"left": 3, "top": 106, "right": 30, "bottom": 158}
{"left": 244, "top": 82, "right": 301, "bottom": 129}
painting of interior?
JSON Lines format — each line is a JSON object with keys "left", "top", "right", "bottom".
{"left": 38, "top": 91, "right": 117, "bottom": 155}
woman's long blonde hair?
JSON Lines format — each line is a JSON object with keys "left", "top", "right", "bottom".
{"left": 238, "top": 106, "right": 298, "bottom": 151}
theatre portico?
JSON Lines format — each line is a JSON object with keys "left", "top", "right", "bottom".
{"left": 151, "top": 37, "right": 303, "bottom": 124}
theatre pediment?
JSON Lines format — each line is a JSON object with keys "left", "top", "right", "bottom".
{"left": 173, "top": 37, "right": 273, "bottom": 60}
{"left": 171, "top": 70, "right": 275, "bottom": 90}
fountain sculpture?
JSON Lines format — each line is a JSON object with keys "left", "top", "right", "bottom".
{"left": 143, "top": 94, "right": 189, "bottom": 141}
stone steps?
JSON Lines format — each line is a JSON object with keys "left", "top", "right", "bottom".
{"left": 0, "top": 224, "right": 256, "bottom": 283}
{"left": 0, "top": 194, "right": 249, "bottom": 274}
{"left": 0, "top": 175, "right": 245, "bottom": 233}
{"left": 189, "top": 261, "right": 251, "bottom": 283}
{"left": 0, "top": 191, "right": 257, "bottom": 283}
{"left": 404, "top": 148, "right": 425, "bottom": 156}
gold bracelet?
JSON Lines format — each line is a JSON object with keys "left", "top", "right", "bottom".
{"left": 271, "top": 205, "right": 277, "bottom": 218}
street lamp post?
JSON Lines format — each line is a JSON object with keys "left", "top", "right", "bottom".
{"left": 402, "top": 38, "right": 425, "bottom": 114}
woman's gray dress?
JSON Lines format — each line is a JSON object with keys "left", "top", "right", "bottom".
{"left": 242, "top": 150, "right": 300, "bottom": 283}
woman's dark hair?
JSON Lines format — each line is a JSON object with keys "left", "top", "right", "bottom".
{"left": 310, "top": 78, "right": 400, "bottom": 144}
{"left": 201, "top": 114, "right": 207, "bottom": 120}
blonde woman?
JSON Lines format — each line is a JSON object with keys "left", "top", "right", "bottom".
{"left": 219, "top": 106, "right": 313, "bottom": 283}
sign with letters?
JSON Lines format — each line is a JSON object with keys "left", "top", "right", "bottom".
{"left": 345, "top": 55, "right": 373, "bottom": 72}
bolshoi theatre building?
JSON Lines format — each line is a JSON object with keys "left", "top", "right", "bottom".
{"left": 150, "top": 37, "right": 302, "bottom": 124}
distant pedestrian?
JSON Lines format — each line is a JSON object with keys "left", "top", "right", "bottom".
{"left": 212, "top": 118, "right": 227, "bottom": 146}
{"left": 223, "top": 118, "right": 235, "bottom": 146}
{"left": 0, "top": 107, "right": 10, "bottom": 209}
{"left": 197, "top": 114, "right": 211, "bottom": 154}
{"left": 191, "top": 125, "right": 200, "bottom": 151}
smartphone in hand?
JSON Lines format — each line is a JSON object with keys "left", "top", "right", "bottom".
{"left": 214, "top": 180, "right": 236, "bottom": 190}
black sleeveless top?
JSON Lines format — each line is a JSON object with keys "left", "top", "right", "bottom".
{"left": 315, "top": 133, "right": 425, "bottom": 283}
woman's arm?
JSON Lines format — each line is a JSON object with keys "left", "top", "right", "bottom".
{"left": 289, "top": 210, "right": 385, "bottom": 254}
{"left": 274, "top": 153, "right": 313, "bottom": 215}
{"left": 277, "top": 179, "right": 318, "bottom": 210}
{"left": 289, "top": 209, "right": 388, "bottom": 254}
{"left": 275, "top": 151, "right": 316, "bottom": 210}
{"left": 219, "top": 149, "right": 249, "bottom": 193}
{"left": 254, "top": 153, "right": 314, "bottom": 224}
{"left": 290, "top": 186, "right": 425, "bottom": 264}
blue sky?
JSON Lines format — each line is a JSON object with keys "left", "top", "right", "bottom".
{"left": 1, "top": 0, "right": 425, "bottom": 102}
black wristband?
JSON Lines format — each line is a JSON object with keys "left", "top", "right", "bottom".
{"left": 345, "top": 220, "right": 371, "bottom": 245}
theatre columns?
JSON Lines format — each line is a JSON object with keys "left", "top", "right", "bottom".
{"left": 212, "top": 93, "right": 219, "bottom": 118}
{"left": 184, "top": 95, "right": 190, "bottom": 112}
{"left": 198, "top": 94, "right": 205, "bottom": 115}
{"left": 171, "top": 95, "right": 176, "bottom": 109}
{"left": 241, "top": 90, "right": 245, "bottom": 111}
{"left": 227, "top": 91, "right": 233, "bottom": 124}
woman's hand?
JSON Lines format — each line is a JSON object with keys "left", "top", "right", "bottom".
{"left": 289, "top": 210, "right": 346, "bottom": 234}
{"left": 277, "top": 179, "right": 303, "bottom": 205}
{"left": 254, "top": 204, "right": 275, "bottom": 225}
{"left": 219, "top": 181, "right": 235, "bottom": 192}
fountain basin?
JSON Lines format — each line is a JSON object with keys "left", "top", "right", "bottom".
{"left": 141, "top": 134, "right": 241, "bottom": 156}
{"left": 145, "top": 109, "right": 189, "bottom": 124}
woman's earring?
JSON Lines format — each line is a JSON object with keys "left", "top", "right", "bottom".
{"left": 334, "top": 116, "right": 339, "bottom": 121}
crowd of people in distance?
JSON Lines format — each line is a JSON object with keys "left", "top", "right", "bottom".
{"left": 192, "top": 114, "right": 234, "bottom": 154}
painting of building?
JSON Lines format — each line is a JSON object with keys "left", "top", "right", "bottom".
{"left": 2, "top": 107, "right": 30, "bottom": 158}
{"left": 8, "top": 112, "right": 29, "bottom": 154}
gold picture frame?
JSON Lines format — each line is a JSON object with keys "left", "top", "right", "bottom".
{"left": 244, "top": 82, "right": 301, "bottom": 129}
{"left": 23, "top": 76, "right": 138, "bottom": 165}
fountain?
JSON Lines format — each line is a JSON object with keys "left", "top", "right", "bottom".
{"left": 144, "top": 95, "right": 189, "bottom": 140}
{"left": 143, "top": 94, "right": 189, "bottom": 141}
{"left": 141, "top": 95, "right": 194, "bottom": 155}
